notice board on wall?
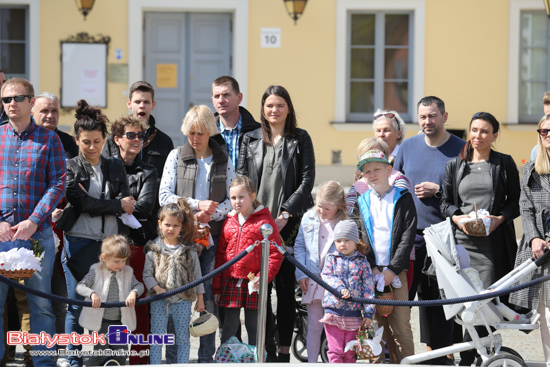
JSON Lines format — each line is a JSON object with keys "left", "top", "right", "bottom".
{"left": 61, "top": 33, "right": 110, "bottom": 108}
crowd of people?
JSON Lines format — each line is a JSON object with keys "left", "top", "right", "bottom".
{"left": 0, "top": 71, "right": 548, "bottom": 367}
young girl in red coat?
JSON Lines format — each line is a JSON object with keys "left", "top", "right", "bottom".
{"left": 213, "top": 176, "right": 283, "bottom": 345}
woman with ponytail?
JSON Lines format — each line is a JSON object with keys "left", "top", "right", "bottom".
{"left": 440, "top": 112, "right": 520, "bottom": 366}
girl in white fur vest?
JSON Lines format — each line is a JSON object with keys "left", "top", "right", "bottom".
{"left": 143, "top": 199, "right": 205, "bottom": 364}
{"left": 76, "top": 234, "right": 144, "bottom": 366}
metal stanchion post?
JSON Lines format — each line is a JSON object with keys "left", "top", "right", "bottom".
{"left": 256, "top": 223, "right": 272, "bottom": 363}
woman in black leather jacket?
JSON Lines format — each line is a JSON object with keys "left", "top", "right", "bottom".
{"left": 57, "top": 100, "right": 134, "bottom": 367}
{"left": 106, "top": 115, "right": 158, "bottom": 363}
{"left": 237, "top": 85, "right": 315, "bottom": 362}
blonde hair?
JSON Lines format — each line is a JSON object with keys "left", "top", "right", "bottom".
{"left": 157, "top": 199, "right": 196, "bottom": 244}
{"left": 229, "top": 176, "right": 261, "bottom": 209}
{"left": 99, "top": 235, "right": 132, "bottom": 269}
{"left": 372, "top": 109, "right": 405, "bottom": 144}
{"left": 535, "top": 114, "right": 550, "bottom": 175}
{"left": 180, "top": 105, "right": 219, "bottom": 137}
{"left": 316, "top": 181, "right": 347, "bottom": 221}
{"left": 356, "top": 137, "right": 389, "bottom": 160}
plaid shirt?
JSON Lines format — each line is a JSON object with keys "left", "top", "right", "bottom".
{"left": 218, "top": 116, "right": 242, "bottom": 168}
{"left": 0, "top": 118, "right": 66, "bottom": 231}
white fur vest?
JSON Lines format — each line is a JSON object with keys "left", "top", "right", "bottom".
{"left": 79, "top": 263, "right": 137, "bottom": 332}
{"left": 145, "top": 241, "right": 197, "bottom": 302}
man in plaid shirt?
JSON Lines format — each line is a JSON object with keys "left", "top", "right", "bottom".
{"left": 0, "top": 78, "right": 66, "bottom": 366}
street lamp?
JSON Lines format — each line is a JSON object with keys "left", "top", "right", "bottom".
{"left": 544, "top": 0, "right": 550, "bottom": 17}
{"left": 75, "top": 0, "right": 95, "bottom": 20}
{"left": 284, "top": 0, "right": 308, "bottom": 24}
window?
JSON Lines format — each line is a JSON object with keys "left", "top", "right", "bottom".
{"left": 0, "top": 6, "right": 28, "bottom": 79}
{"left": 347, "top": 11, "right": 412, "bottom": 122}
{"left": 519, "top": 11, "right": 549, "bottom": 122}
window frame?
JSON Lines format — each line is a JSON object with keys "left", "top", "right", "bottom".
{"left": 334, "top": 0, "right": 424, "bottom": 127}
{"left": 508, "top": 0, "right": 546, "bottom": 125}
{"left": 0, "top": 5, "right": 29, "bottom": 79}
{"left": 346, "top": 11, "right": 413, "bottom": 122}
{"left": 0, "top": 0, "right": 39, "bottom": 88}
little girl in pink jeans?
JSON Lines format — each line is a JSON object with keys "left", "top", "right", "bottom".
{"left": 320, "top": 220, "right": 375, "bottom": 363}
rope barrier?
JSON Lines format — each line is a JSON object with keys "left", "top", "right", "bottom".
{"left": 0, "top": 242, "right": 259, "bottom": 308}
{"left": 1, "top": 240, "right": 549, "bottom": 309}
{"left": 282, "top": 246, "right": 550, "bottom": 307}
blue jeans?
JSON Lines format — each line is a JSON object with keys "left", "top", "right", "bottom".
{"left": 61, "top": 235, "right": 96, "bottom": 367}
{"left": 150, "top": 299, "right": 192, "bottom": 364}
{"left": 165, "top": 237, "right": 219, "bottom": 363}
{"left": 0, "top": 227, "right": 56, "bottom": 367}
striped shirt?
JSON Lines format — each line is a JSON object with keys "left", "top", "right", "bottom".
{"left": 0, "top": 119, "right": 66, "bottom": 231}
{"left": 218, "top": 116, "right": 242, "bottom": 168}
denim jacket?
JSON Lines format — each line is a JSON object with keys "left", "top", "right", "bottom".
{"left": 321, "top": 250, "right": 375, "bottom": 319}
{"left": 294, "top": 209, "right": 336, "bottom": 282}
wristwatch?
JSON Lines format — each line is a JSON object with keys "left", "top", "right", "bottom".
{"left": 434, "top": 186, "right": 443, "bottom": 199}
{"left": 282, "top": 212, "right": 291, "bottom": 220}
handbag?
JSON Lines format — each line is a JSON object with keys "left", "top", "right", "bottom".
{"left": 215, "top": 336, "right": 265, "bottom": 363}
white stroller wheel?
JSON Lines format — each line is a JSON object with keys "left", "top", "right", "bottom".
{"left": 481, "top": 354, "right": 527, "bottom": 367}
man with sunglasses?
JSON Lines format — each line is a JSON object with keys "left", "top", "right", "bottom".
{"left": 0, "top": 78, "right": 66, "bottom": 367}
{"left": 393, "top": 96, "right": 465, "bottom": 365}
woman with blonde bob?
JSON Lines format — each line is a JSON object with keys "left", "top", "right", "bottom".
{"left": 159, "top": 104, "right": 236, "bottom": 362}
{"left": 510, "top": 114, "right": 550, "bottom": 365}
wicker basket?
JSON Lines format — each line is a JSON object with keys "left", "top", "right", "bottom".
{"left": 463, "top": 203, "right": 487, "bottom": 237}
{"left": 190, "top": 311, "right": 219, "bottom": 337}
{"left": 352, "top": 327, "right": 382, "bottom": 360}
{"left": 0, "top": 269, "right": 35, "bottom": 279}
{"left": 375, "top": 287, "right": 394, "bottom": 317}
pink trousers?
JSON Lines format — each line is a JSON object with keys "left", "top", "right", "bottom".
{"left": 324, "top": 324, "right": 357, "bottom": 363}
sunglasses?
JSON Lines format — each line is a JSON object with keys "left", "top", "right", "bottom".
{"left": 374, "top": 113, "right": 395, "bottom": 121}
{"left": 122, "top": 132, "right": 145, "bottom": 141}
{"left": 1, "top": 95, "right": 32, "bottom": 104}
{"left": 537, "top": 129, "right": 550, "bottom": 137}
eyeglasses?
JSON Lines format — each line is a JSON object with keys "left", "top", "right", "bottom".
{"left": 122, "top": 132, "right": 145, "bottom": 141}
{"left": 1, "top": 95, "right": 32, "bottom": 104}
{"left": 374, "top": 113, "right": 395, "bottom": 121}
{"left": 537, "top": 129, "right": 550, "bottom": 137}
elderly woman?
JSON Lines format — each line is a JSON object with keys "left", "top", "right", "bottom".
{"left": 372, "top": 109, "right": 405, "bottom": 163}
{"left": 159, "top": 105, "right": 235, "bottom": 363}
{"left": 238, "top": 85, "right": 315, "bottom": 362}
{"left": 57, "top": 100, "right": 134, "bottom": 367}
{"left": 441, "top": 112, "right": 520, "bottom": 365}
{"left": 510, "top": 114, "right": 550, "bottom": 365}
{"left": 103, "top": 115, "right": 158, "bottom": 364}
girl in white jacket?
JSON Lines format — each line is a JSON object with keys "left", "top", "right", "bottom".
{"left": 76, "top": 235, "right": 144, "bottom": 366}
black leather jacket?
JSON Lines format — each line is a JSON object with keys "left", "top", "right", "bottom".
{"left": 125, "top": 158, "right": 158, "bottom": 245}
{"left": 57, "top": 155, "right": 130, "bottom": 232}
{"left": 237, "top": 127, "right": 315, "bottom": 218}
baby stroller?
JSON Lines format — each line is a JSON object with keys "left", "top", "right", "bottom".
{"left": 291, "top": 287, "right": 329, "bottom": 363}
{"left": 402, "top": 218, "right": 542, "bottom": 367}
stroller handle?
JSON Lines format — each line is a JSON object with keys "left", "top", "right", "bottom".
{"left": 534, "top": 248, "right": 550, "bottom": 267}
